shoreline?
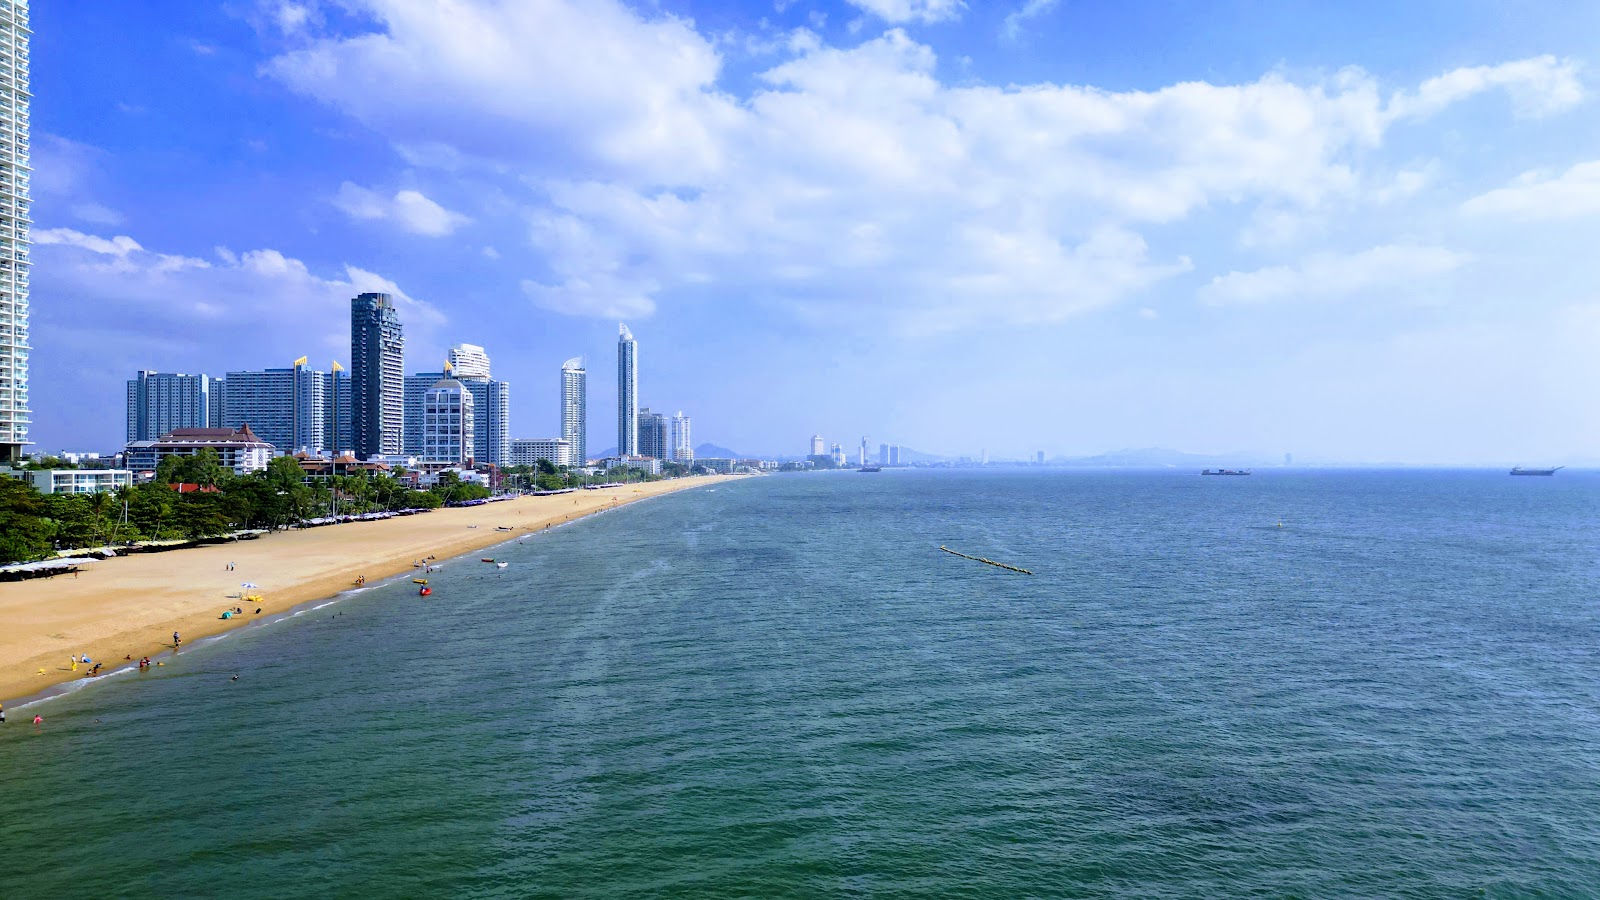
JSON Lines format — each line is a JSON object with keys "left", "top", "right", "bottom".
{"left": 1, "top": 476, "right": 741, "bottom": 707}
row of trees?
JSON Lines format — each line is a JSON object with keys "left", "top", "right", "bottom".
{"left": 0, "top": 450, "right": 493, "bottom": 565}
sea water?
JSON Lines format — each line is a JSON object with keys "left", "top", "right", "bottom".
{"left": 2, "top": 470, "right": 1598, "bottom": 897}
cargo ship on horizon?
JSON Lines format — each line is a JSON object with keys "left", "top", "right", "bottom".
{"left": 1510, "top": 466, "right": 1563, "bottom": 476}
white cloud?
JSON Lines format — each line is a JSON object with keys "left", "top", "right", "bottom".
{"left": 266, "top": 0, "right": 737, "bottom": 183}
{"left": 261, "top": 3, "right": 1581, "bottom": 331}
{"left": 333, "top": 182, "right": 470, "bottom": 236}
{"left": 844, "top": 0, "right": 964, "bottom": 24}
{"left": 33, "top": 227, "right": 444, "bottom": 353}
{"left": 1388, "top": 55, "right": 1584, "bottom": 120}
{"left": 1461, "top": 160, "right": 1600, "bottom": 220}
{"left": 1002, "top": 0, "right": 1058, "bottom": 40}
{"left": 1200, "top": 244, "right": 1468, "bottom": 306}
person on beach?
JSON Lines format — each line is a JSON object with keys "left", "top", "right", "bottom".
{"left": 70, "top": 656, "right": 77, "bottom": 672}
{"left": 91, "top": 663, "right": 102, "bottom": 676}
{"left": 173, "top": 631, "right": 182, "bottom": 648}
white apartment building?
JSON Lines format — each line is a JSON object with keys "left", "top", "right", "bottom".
{"left": 0, "top": 3, "right": 29, "bottom": 464}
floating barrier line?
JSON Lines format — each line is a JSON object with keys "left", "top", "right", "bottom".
{"left": 939, "top": 545, "right": 1033, "bottom": 575}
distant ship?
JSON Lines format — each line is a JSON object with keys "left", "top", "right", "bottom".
{"left": 1201, "top": 469, "right": 1251, "bottom": 476}
{"left": 1510, "top": 466, "right": 1563, "bottom": 476}
{"left": 858, "top": 466, "right": 882, "bottom": 473}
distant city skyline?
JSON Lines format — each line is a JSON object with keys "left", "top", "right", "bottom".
{"left": 18, "top": 2, "right": 1600, "bottom": 464}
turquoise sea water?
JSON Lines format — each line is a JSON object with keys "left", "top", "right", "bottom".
{"left": 2, "top": 470, "right": 1599, "bottom": 897}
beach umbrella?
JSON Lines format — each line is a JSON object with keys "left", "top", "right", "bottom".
{"left": 241, "top": 582, "right": 260, "bottom": 589}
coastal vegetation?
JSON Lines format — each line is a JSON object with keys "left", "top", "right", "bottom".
{"left": 0, "top": 449, "right": 486, "bottom": 565}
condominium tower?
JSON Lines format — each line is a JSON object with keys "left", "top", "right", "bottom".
{"left": 351, "top": 292, "right": 404, "bottom": 459}
{"left": 126, "top": 371, "right": 218, "bottom": 442}
{"left": 447, "top": 343, "right": 491, "bottom": 380}
{"left": 404, "top": 369, "right": 510, "bottom": 466}
{"left": 617, "top": 323, "right": 637, "bottom": 456}
{"left": 670, "top": 411, "right": 692, "bottom": 463}
{"left": 561, "top": 357, "right": 586, "bottom": 466}
{"left": 637, "top": 407, "right": 668, "bottom": 460}
{"left": 0, "top": 3, "right": 28, "bottom": 463}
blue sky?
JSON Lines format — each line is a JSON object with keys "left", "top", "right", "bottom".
{"left": 27, "top": 0, "right": 1600, "bottom": 462}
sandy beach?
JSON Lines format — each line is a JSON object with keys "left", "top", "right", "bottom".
{"left": 0, "top": 477, "right": 737, "bottom": 704}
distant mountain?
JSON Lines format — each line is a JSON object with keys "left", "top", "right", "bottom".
{"left": 1051, "top": 447, "right": 1274, "bottom": 468}
{"left": 593, "top": 446, "right": 617, "bottom": 459}
{"left": 695, "top": 442, "right": 740, "bottom": 458}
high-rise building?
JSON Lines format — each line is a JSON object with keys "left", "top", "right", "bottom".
{"left": 351, "top": 292, "right": 404, "bottom": 459}
{"left": 670, "top": 411, "right": 692, "bottom": 463}
{"left": 831, "top": 442, "right": 845, "bottom": 467}
{"left": 617, "top": 323, "right": 637, "bottom": 456}
{"left": 810, "top": 435, "right": 824, "bottom": 456}
{"left": 878, "top": 443, "right": 889, "bottom": 465}
{"left": 0, "top": 3, "right": 29, "bottom": 463}
{"left": 422, "top": 377, "right": 474, "bottom": 465}
{"left": 126, "top": 371, "right": 217, "bottom": 442}
{"left": 405, "top": 369, "right": 509, "bottom": 466}
{"left": 447, "top": 343, "right": 491, "bottom": 380}
{"left": 860, "top": 436, "right": 869, "bottom": 467}
{"left": 220, "top": 360, "right": 348, "bottom": 455}
{"left": 889, "top": 446, "right": 901, "bottom": 465}
{"left": 561, "top": 357, "right": 586, "bottom": 466}
{"left": 637, "top": 407, "right": 668, "bottom": 460}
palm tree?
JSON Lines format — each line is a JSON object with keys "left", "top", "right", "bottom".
{"left": 87, "top": 491, "right": 112, "bottom": 546}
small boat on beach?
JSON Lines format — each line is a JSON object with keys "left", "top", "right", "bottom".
{"left": 480, "top": 558, "right": 495, "bottom": 563}
{"left": 496, "top": 562, "right": 509, "bottom": 569}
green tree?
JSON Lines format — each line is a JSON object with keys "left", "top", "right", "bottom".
{"left": 0, "top": 476, "right": 55, "bottom": 563}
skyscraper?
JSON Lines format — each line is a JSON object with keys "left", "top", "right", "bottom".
{"left": 617, "top": 323, "right": 637, "bottom": 456}
{"left": 561, "top": 357, "right": 586, "bottom": 466}
{"left": 0, "top": 4, "right": 29, "bottom": 463}
{"left": 351, "top": 293, "right": 404, "bottom": 459}
{"left": 879, "top": 443, "right": 889, "bottom": 465}
{"left": 810, "top": 435, "right": 824, "bottom": 457}
{"left": 637, "top": 408, "right": 668, "bottom": 460}
{"left": 860, "top": 436, "right": 870, "bottom": 467}
{"left": 126, "top": 371, "right": 217, "bottom": 442}
{"left": 447, "top": 343, "right": 491, "bottom": 380}
{"left": 670, "top": 411, "right": 692, "bottom": 463}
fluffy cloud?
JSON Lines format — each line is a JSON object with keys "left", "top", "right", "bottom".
{"left": 1199, "top": 244, "right": 1468, "bottom": 306}
{"left": 1461, "top": 160, "right": 1600, "bottom": 220}
{"left": 260, "top": 1, "right": 1584, "bottom": 331}
{"left": 844, "top": 0, "right": 965, "bottom": 24}
{"left": 33, "top": 227, "right": 442, "bottom": 354}
{"left": 333, "top": 182, "right": 471, "bottom": 236}
{"left": 1388, "top": 55, "right": 1584, "bottom": 119}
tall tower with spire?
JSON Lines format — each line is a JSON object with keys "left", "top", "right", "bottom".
{"left": 617, "top": 323, "right": 637, "bottom": 457}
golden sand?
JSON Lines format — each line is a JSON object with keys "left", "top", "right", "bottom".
{"left": 0, "top": 477, "right": 738, "bottom": 703}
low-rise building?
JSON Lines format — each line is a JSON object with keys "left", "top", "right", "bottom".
{"left": 598, "top": 455, "right": 662, "bottom": 475}
{"left": 3, "top": 467, "right": 134, "bottom": 494}
{"left": 695, "top": 457, "right": 737, "bottom": 474}
{"left": 123, "top": 425, "right": 276, "bottom": 477}
{"left": 509, "top": 437, "right": 572, "bottom": 468}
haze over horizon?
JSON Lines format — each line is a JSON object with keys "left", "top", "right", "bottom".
{"left": 25, "top": 0, "right": 1600, "bottom": 464}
